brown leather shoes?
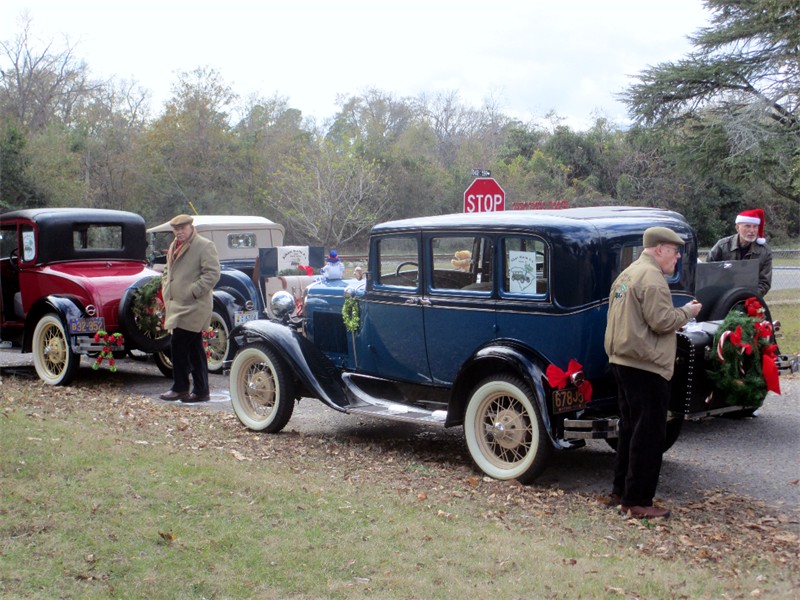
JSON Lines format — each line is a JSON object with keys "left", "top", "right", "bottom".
{"left": 159, "top": 390, "right": 190, "bottom": 401}
{"left": 621, "top": 505, "right": 671, "bottom": 519}
{"left": 181, "top": 392, "right": 210, "bottom": 403}
{"left": 606, "top": 494, "right": 622, "bottom": 508}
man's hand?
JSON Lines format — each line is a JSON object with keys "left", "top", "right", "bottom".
{"left": 685, "top": 299, "right": 702, "bottom": 317}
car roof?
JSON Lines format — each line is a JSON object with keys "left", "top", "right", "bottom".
{"left": 1, "top": 207, "right": 145, "bottom": 226}
{"left": 147, "top": 215, "right": 285, "bottom": 234}
{"left": 371, "top": 206, "right": 689, "bottom": 235}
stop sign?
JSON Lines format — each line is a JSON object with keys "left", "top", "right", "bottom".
{"left": 464, "top": 178, "right": 505, "bottom": 213}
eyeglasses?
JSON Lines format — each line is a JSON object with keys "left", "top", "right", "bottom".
{"left": 660, "top": 245, "right": 681, "bottom": 255}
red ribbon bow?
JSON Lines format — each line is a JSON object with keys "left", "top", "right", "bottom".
{"left": 761, "top": 344, "right": 781, "bottom": 395}
{"left": 744, "top": 297, "right": 764, "bottom": 319}
{"left": 546, "top": 359, "right": 593, "bottom": 403}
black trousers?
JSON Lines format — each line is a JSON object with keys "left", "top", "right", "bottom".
{"left": 170, "top": 327, "right": 209, "bottom": 396}
{"left": 611, "top": 364, "right": 669, "bottom": 507}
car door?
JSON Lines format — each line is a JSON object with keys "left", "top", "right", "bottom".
{"left": 361, "top": 233, "right": 430, "bottom": 383}
{"left": 423, "top": 233, "right": 497, "bottom": 385}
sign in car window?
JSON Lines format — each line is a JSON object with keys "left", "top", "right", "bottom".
{"left": 22, "top": 229, "right": 35, "bottom": 261}
{"left": 504, "top": 237, "right": 547, "bottom": 296}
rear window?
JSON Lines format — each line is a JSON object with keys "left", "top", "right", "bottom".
{"left": 73, "top": 224, "right": 123, "bottom": 250}
{"left": 228, "top": 232, "right": 257, "bottom": 249}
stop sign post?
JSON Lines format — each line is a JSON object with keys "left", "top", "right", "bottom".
{"left": 464, "top": 178, "right": 505, "bottom": 213}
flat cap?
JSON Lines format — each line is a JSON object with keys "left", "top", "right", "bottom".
{"left": 643, "top": 226, "right": 684, "bottom": 248}
{"left": 169, "top": 214, "right": 194, "bottom": 227}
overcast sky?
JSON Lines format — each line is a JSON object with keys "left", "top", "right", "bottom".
{"left": 1, "top": 1, "right": 713, "bottom": 129}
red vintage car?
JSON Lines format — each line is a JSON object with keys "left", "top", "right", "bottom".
{"left": 0, "top": 208, "right": 168, "bottom": 384}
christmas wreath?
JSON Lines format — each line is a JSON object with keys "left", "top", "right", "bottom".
{"left": 131, "top": 277, "right": 166, "bottom": 339}
{"left": 92, "top": 330, "right": 124, "bottom": 372}
{"left": 342, "top": 297, "right": 360, "bottom": 332}
{"left": 707, "top": 297, "right": 781, "bottom": 408}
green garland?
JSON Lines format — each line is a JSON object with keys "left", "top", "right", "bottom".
{"left": 342, "top": 297, "right": 360, "bottom": 332}
{"left": 131, "top": 277, "right": 166, "bottom": 339}
{"left": 707, "top": 307, "right": 769, "bottom": 408}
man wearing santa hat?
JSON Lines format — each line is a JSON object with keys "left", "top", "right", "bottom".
{"left": 707, "top": 208, "right": 773, "bottom": 295}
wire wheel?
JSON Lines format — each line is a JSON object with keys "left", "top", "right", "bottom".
{"left": 32, "top": 313, "right": 79, "bottom": 385}
{"left": 464, "top": 375, "right": 550, "bottom": 483}
{"left": 229, "top": 343, "right": 294, "bottom": 432}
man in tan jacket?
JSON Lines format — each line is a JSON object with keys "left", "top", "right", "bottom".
{"left": 159, "top": 214, "right": 220, "bottom": 403}
{"left": 604, "top": 226, "right": 702, "bottom": 519}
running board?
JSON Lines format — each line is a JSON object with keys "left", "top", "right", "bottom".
{"left": 341, "top": 372, "right": 448, "bottom": 427}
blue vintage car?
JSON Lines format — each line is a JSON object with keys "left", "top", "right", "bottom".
{"left": 226, "top": 207, "right": 786, "bottom": 482}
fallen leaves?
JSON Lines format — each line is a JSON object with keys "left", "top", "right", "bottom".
{"left": 2, "top": 374, "right": 799, "bottom": 580}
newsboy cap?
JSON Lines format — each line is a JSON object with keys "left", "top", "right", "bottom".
{"left": 169, "top": 214, "right": 194, "bottom": 227}
{"left": 643, "top": 226, "right": 684, "bottom": 248}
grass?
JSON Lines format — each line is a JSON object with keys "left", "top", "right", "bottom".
{"left": 1, "top": 379, "right": 798, "bottom": 599}
{"left": 765, "top": 289, "right": 800, "bottom": 355}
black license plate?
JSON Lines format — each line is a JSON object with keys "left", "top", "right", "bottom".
{"left": 68, "top": 317, "right": 105, "bottom": 334}
{"left": 553, "top": 388, "right": 586, "bottom": 414}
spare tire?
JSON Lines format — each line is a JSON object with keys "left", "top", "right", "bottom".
{"left": 118, "top": 276, "right": 171, "bottom": 353}
{"left": 707, "top": 289, "right": 774, "bottom": 343}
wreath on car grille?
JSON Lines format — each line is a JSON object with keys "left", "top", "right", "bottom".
{"left": 707, "top": 297, "right": 780, "bottom": 408}
{"left": 131, "top": 277, "right": 166, "bottom": 339}
{"left": 342, "top": 297, "right": 360, "bottom": 332}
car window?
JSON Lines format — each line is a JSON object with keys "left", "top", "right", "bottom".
{"left": 72, "top": 224, "right": 123, "bottom": 250}
{"left": 375, "top": 236, "right": 419, "bottom": 289}
{"left": 430, "top": 235, "right": 493, "bottom": 291}
{"left": 0, "top": 224, "right": 16, "bottom": 258}
{"left": 227, "top": 232, "right": 256, "bottom": 249}
{"left": 502, "top": 237, "right": 548, "bottom": 296}
{"left": 620, "top": 242, "right": 681, "bottom": 283}
{"left": 21, "top": 226, "right": 35, "bottom": 261}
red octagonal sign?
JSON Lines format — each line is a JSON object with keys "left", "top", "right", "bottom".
{"left": 464, "top": 178, "right": 505, "bottom": 213}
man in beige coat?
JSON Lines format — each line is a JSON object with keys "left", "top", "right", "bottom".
{"left": 159, "top": 214, "right": 220, "bottom": 403}
{"left": 604, "top": 226, "right": 702, "bottom": 519}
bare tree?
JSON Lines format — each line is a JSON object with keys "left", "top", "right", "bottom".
{"left": 0, "top": 13, "right": 99, "bottom": 131}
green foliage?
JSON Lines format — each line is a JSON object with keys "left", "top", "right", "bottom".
{"left": 707, "top": 308, "right": 770, "bottom": 408}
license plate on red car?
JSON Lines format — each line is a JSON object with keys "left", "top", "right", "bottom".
{"left": 68, "top": 317, "right": 105, "bottom": 334}
{"left": 553, "top": 388, "right": 586, "bottom": 414}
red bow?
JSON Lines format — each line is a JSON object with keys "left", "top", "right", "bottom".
{"left": 761, "top": 344, "right": 781, "bottom": 395}
{"left": 728, "top": 326, "right": 752, "bottom": 355}
{"left": 745, "top": 297, "right": 764, "bottom": 319}
{"left": 546, "top": 359, "right": 593, "bottom": 403}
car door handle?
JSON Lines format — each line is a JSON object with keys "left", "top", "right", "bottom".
{"left": 404, "top": 298, "right": 418, "bottom": 305}
{"left": 419, "top": 298, "right": 431, "bottom": 306}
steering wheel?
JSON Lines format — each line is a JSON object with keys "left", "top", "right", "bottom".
{"left": 9, "top": 247, "right": 19, "bottom": 271}
{"left": 395, "top": 261, "right": 418, "bottom": 277}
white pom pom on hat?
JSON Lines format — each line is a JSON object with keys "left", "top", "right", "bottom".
{"left": 735, "top": 208, "right": 766, "bottom": 245}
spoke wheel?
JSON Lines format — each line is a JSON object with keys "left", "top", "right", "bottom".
{"left": 230, "top": 343, "right": 295, "bottom": 432}
{"left": 206, "top": 310, "right": 230, "bottom": 374}
{"left": 32, "top": 313, "right": 79, "bottom": 385}
{"left": 464, "top": 375, "right": 550, "bottom": 483}
{"left": 153, "top": 350, "right": 173, "bottom": 378}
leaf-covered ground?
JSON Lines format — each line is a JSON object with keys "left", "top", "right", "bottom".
{"left": 2, "top": 374, "right": 798, "bottom": 593}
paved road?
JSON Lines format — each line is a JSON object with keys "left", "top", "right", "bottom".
{"left": 2, "top": 348, "right": 798, "bottom": 514}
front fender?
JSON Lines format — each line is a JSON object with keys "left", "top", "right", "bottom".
{"left": 229, "top": 319, "right": 348, "bottom": 410}
{"left": 212, "top": 289, "right": 240, "bottom": 326}
{"left": 449, "top": 343, "right": 564, "bottom": 447}
{"left": 22, "top": 295, "right": 84, "bottom": 353}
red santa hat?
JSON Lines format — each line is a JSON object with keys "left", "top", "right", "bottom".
{"left": 735, "top": 208, "right": 766, "bottom": 245}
